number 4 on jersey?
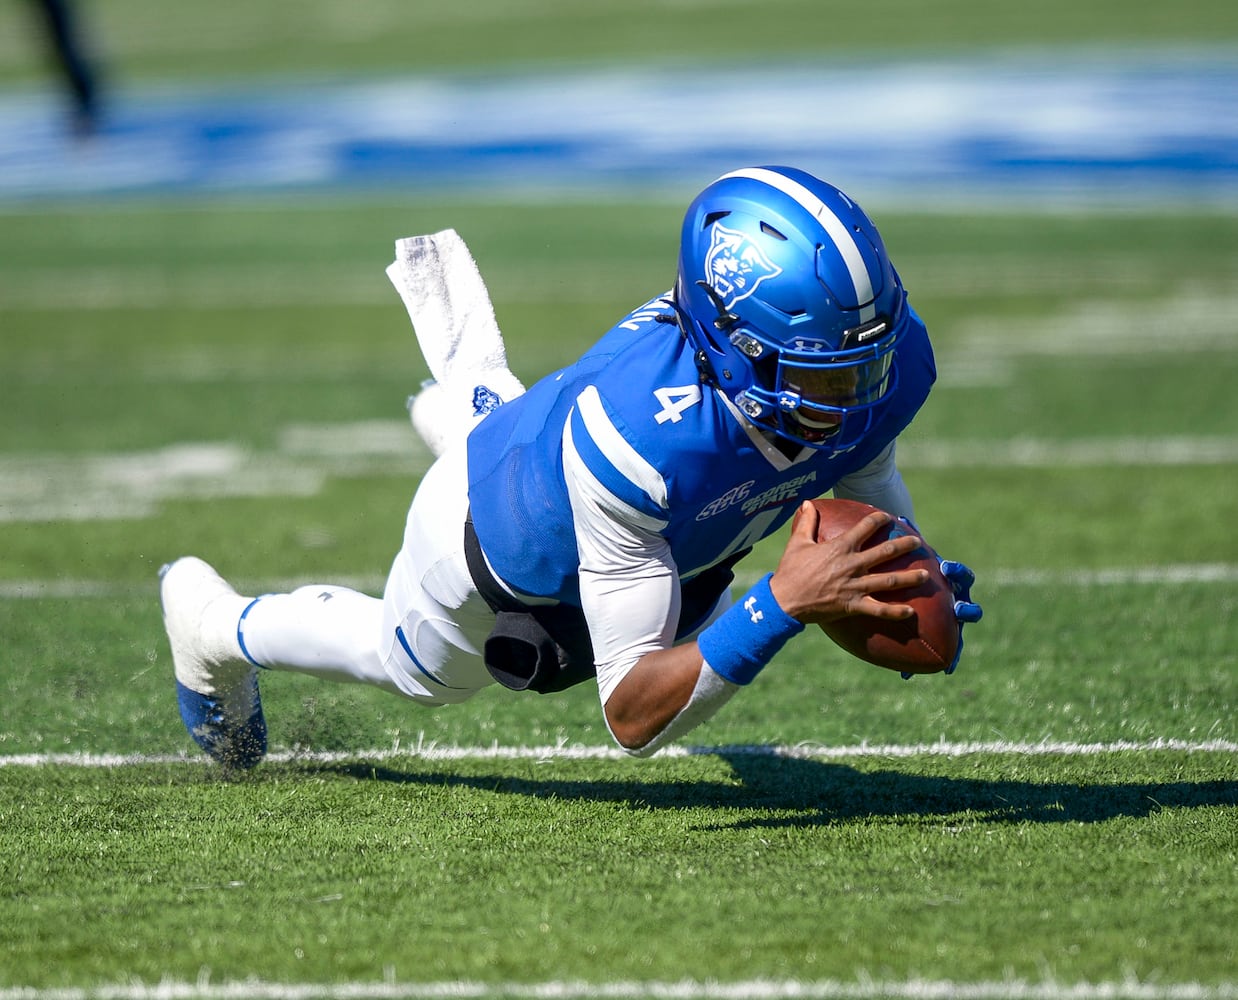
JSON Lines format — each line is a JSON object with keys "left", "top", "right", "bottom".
{"left": 653, "top": 385, "right": 702, "bottom": 425}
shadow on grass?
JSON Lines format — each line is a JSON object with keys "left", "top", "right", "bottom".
{"left": 303, "top": 752, "right": 1237, "bottom": 828}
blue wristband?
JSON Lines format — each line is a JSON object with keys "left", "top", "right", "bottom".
{"left": 696, "top": 574, "right": 804, "bottom": 686}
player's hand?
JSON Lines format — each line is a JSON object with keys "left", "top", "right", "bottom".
{"left": 769, "top": 502, "right": 930, "bottom": 626}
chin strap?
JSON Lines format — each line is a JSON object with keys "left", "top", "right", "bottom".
{"left": 667, "top": 286, "right": 722, "bottom": 388}
{"left": 695, "top": 279, "right": 741, "bottom": 331}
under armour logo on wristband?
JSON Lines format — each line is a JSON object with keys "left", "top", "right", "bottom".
{"left": 698, "top": 574, "right": 802, "bottom": 686}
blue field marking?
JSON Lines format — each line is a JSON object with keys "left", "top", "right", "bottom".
{"left": 1, "top": 52, "right": 1236, "bottom": 202}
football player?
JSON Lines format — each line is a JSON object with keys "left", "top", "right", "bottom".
{"left": 161, "top": 165, "right": 981, "bottom": 768}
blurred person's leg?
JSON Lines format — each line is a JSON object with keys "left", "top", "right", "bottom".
{"left": 29, "top": 0, "right": 103, "bottom": 136}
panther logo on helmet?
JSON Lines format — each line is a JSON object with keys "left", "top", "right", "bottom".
{"left": 704, "top": 224, "right": 782, "bottom": 309}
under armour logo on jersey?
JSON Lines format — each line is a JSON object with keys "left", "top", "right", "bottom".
{"left": 744, "top": 595, "right": 764, "bottom": 624}
{"left": 705, "top": 224, "right": 783, "bottom": 308}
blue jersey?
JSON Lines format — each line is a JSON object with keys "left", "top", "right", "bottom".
{"left": 467, "top": 294, "right": 936, "bottom": 607}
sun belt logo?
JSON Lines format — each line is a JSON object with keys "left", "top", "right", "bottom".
{"left": 696, "top": 480, "right": 756, "bottom": 521}
{"left": 705, "top": 224, "right": 783, "bottom": 308}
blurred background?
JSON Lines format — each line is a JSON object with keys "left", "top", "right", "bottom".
{"left": 2, "top": 0, "right": 1236, "bottom": 206}
{"left": 1, "top": 0, "right": 1235, "bottom": 576}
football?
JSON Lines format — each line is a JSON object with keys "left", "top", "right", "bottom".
{"left": 799, "top": 498, "right": 958, "bottom": 674}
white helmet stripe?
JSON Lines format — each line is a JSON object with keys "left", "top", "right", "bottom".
{"left": 718, "top": 167, "right": 876, "bottom": 321}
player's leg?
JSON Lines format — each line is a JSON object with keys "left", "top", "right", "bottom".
{"left": 236, "top": 584, "right": 399, "bottom": 694}
{"left": 161, "top": 560, "right": 405, "bottom": 768}
{"left": 407, "top": 369, "right": 525, "bottom": 458}
{"left": 218, "top": 444, "right": 496, "bottom": 702}
{"left": 161, "top": 446, "right": 496, "bottom": 766}
{"left": 389, "top": 227, "right": 526, "bottom": 459}
{"left": 378, "top": 442, "right": 497, "bottom": 698}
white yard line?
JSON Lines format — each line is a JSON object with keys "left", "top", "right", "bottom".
{"left": 1, "top": 738, "right": 1233, "bottom": 769}
{"left": 904, "top": 436, "right": 1238, "bottom": 468}
{"left": 1, "top": 975, "right": 1235, "bottom": 1000}
{"left": 0, "top": 428, "right": 1235, "bottom": 524}
{"left": 0, "top": 576, "right": 384, "bottom": 599}
{"left": 987, "top": 564, "right": 1238, "bottom": 586}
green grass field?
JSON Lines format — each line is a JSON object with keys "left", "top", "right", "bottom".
{"left": 2, "top": 2, "right": 1237, "bottom": 998}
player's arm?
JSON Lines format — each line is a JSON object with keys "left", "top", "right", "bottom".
{"left": 596, "top": 503, "right": 928, "bottom": 754}
{"left": 561, "top": 390, "right": 925, "bottom": 755}
{"left": 563, "top": 437, "right": 699, "bottom": 753}
{"left": 831, "top": 441, "right": 915, "bottom": 521}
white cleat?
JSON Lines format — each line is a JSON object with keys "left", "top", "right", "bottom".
{"left": 159, "top": 556, "right": 266, "bottom": 769}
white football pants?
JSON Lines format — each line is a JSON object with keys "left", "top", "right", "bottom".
{"left": 238, "top": 444, "right": 497, "bottom": 705}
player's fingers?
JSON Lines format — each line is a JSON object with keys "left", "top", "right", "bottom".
{"left": 859, "top": 567, "right": 929, "bottom": 594}
{"left": 853, "top": 532, "right": 923, "bottom": 571}
{"left": 839, "top": 509, "right": 893, "bottom": 549}
{"left": 791, "top": 500, "right": 820, "bottom": 542}
{"left": 849, "top": 594, "right": 917, "bottom": 620}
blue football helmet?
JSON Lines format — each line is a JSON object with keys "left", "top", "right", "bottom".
{"left": 675, "top": 166, "right": 911, "bottom": 453}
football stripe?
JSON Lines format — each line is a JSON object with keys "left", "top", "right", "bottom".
{"left": 719, "top": 166, "right": 876, "bottom": 321}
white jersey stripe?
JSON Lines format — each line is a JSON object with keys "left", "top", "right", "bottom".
{"left": 562, "top": 413, "right": 669, "bottom": 534}
{"left": 719, "top": 166, "right": 876, "bottom": 322}
{"left": 575, "top": 384, "right": 669, "bottom": 510}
